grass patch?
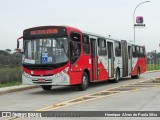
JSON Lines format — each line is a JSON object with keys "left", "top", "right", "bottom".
{"left": 0, "top": 81, "right": 22, "bottom": 88}
{"left": 147, "top": 64, "right": 160, "bottom": 71}
{"left": 0, "top": 67, "right": 22, "bottom": 88}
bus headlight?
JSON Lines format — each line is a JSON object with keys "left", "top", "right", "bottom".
{"left": 63, "top": 67, "right": 69, "bottom": 73}
{"left": 54, "top": 67, "right": 69, "bottom": 77}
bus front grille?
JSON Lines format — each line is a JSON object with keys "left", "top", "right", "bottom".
{"left": 32, "top": 79, "right": 52, "bottom": 84}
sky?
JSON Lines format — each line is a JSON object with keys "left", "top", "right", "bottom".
{"left": 0, "top": 0, "right": 159, "bottom": 53}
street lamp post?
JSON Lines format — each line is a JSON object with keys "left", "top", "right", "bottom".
{"left": 133, "top": 1, "right": 150, "bottom": 43}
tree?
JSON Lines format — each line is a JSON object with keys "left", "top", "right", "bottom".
{"left": 5, "top": 49, "right": 12, "bottom": 53}
{"left": 0, "top": 50, "right": 22, "bottom": 68}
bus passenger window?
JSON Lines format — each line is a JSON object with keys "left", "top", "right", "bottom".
{"left": 98, "top": 39, "right": 107, "bottom": 56}
{"left": 70, "top": 33, "right": 81, "bottom": 65}
{"left": 128, "top": 46, "right": 131, "bottom": 59}
{"left": 82, "top": 35, "right": 90, "bottom": 54}
{"left": 115, "top": 42, "right": 121, "bottom": 57}
{"left": 140, "top": 47, "right": 145, "bottom": 58}
{"left": 136, "top": 46, "right": 140, "bottom": 57}
{"left": 142, "top": 47, "right": 146, "bottom": 57}
{"left": 132, "top": 46, "right": 136, "bottom": 58}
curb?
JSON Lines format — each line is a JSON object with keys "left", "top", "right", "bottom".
{"left": 145, "top": 70, "right": 160, "bottom": 74}
{"left": 0, "top": 70, "right": 160, "bottom": 95}
{"left": 0, "top": 85, "right": 40, "bottom": 95}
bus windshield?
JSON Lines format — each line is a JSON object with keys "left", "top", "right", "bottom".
{"left": 23, "top": 37, "right": 68, "bottom": 65}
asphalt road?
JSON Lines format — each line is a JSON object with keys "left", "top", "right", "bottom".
{"left": 0, "top": 72, "right": 160, "bottom": 120}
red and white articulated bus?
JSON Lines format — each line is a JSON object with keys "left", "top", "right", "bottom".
{"left": 16, "top": 26, "right": 146, "bottom": 91}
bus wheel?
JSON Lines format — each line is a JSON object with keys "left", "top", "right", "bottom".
{"left": 135, "top": 68, "right": 140, "bottom": 79}
{"left": 113, "top": 69, "right": 120, "bottom": 83}
{"left": 78, "top": 72, "right": 89, "bottom": 91}
{"left": 41, "top": 85, "right": 52, "bottom": 90}
{"left": 131, "top": 75, "right": 135, "bottom": 79}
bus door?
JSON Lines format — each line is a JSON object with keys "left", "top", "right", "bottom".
{"left": 128, "top": 45, "right": 132, "bottom": 75}
{"left": 121, "top": 40, "right": 128, "bottom": 77}
{"left": 107, "top": 42, "right": 114, "bottom": 78}
{"left": 90, "top": 37, "right": 98, "bottom": 80}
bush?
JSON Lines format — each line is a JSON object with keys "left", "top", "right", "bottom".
{"left": 147, "top": 64, "right": 160, "bottom": 71}
{"left": 0, "top": 67, "right": 22, "bottom": 84}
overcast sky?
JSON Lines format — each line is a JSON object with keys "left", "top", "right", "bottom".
{"left": 0, "top": 0, "right": 159, "bottom": 52}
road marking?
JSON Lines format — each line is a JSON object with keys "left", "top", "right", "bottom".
{"left": 35, "top": 77, "right": 160, "bottom": 111}
{"left": 5, "top": 77, "right": 160, "bottom": 120}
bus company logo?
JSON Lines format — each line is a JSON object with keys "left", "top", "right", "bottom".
{"left": 136, "top": 16, "right": 143, "bottom": 23}
{"left": 2, "top": 112, "right": 11, "bottom": 117}
{"left": 46, "top": 71, "right": 53, "bottom": 75}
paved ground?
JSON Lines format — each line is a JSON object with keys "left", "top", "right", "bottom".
{"left": 0, "top": 72, "right": 160, "bottom": 120}
{"left": 54, "top": 85, "right": 160, "bottom": 110}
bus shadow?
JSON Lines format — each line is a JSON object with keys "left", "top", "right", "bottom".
{"left": 89, "top": 77, "right": 132, "bottom": 88}
{"left": 30, "top": 86, "right": 78, "bottom": 95}
{"left": 30, "top": 77, "right": 141, "bottom": 95}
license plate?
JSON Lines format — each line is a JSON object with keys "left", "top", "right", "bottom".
{"left": 38, "top": 79, "right": 46, "bottom": 82}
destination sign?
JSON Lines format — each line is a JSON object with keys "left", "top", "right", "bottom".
{"left": 23, "top": 26, "right": 67, "bottom": 39}
{"left": 30, "top": 29, "right": 58, "bottom": 35}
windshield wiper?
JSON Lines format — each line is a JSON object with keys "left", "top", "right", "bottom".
{"left": 24, "top": 40, "right": 30, "bottom": 52}
{"left": 56, "top": 39, "right": 68, "bottom": 58}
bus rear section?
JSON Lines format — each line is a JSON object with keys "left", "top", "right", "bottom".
{"left": 113, "top": 41, "right": 146, "bottom": 81}
{"left": 130, "top": 45, "right": 146, "bottom": 78}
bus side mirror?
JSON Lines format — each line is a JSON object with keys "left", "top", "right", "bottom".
{"left": 17, "top": 41, "right": 19, "bottom": 49}
{"left": 16, "top": 36, "right": 23, "bottom": 54}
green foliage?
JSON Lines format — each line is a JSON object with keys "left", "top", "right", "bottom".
{"left": 0, "top": 81, "right": 21, "bottom": 88}
{"left": 5, "top": 49, "right": 12, "bottom": 53}
{"left": 0, "top": 49, "right": 22, "bottom": 86}
{"left": 0, "top": 50, "right": 22, "bottom": 68}
{"left": 0, "top": 67, "right": 22, "bottom": 84}
{"left": 147, "top": 64, "right": 160, "bottom": 71}
{"left": 147, "top": 52, "right": 160, "bottom": 63}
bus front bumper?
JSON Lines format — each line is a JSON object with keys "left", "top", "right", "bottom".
{"left": 22, "top": 72, "right": 70, "bottom": 85}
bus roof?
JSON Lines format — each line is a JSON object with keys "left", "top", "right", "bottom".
{"left": 65, "top": 26, "right": 145, "bottom": 47}
{"left": 23, "top": 25, "right": 145, "bottom": 47}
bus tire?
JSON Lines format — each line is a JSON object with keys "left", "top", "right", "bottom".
{"left": 131, "top": 75, "right": 135, "bottom": 79}
{"left": 113, "top": 69, "right": 120, "bottom": 83}
{"left": 41, "top": 85, "right": 52, "bottom": 90}
{"left": 135, "top": 68, "right": 140, "bottom": 79}
{"left": 78, "top": 72, "right": 89, "bottom": 91}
